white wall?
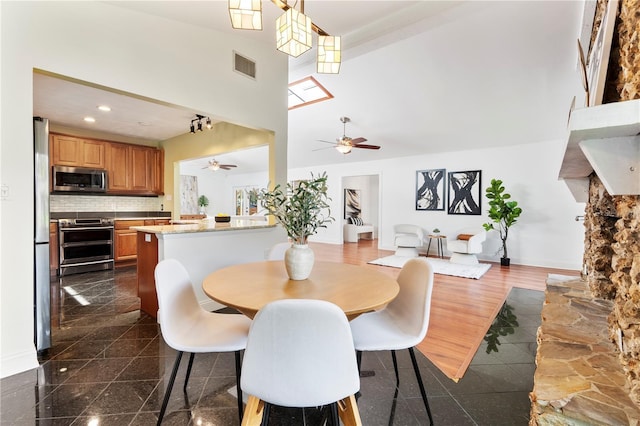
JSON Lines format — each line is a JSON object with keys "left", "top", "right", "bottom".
{"left": 179, "top": 165, "right": 269, "bottom": 216}
{"left": 291, "top": 139, "right": 585, "bottom": 270}
{"left": 0, "top": 1, "right": 288, "bottom": 378}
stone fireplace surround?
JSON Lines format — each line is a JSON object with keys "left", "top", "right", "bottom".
{"left": 530, "top": 0, "right": 640, "bottom": 423}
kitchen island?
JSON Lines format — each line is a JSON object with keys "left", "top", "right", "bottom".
{"left": 131, "top": 218, "right": 286, "bottom": 317}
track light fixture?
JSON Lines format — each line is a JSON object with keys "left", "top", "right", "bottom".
{"left": 190, "top": 114, "right": 213, "bottom": 134}
{"left": 228, "top": 0, "right": 341, "bottom": 74}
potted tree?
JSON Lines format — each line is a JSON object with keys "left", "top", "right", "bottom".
{"left": 482, "top": 179, "right": 522, "bottom": 267}
{"left": 258, "top": 172, "right": 334, "bottom": 280}
{"left": 198, "top": 195, "right": 209, "bottom": 215}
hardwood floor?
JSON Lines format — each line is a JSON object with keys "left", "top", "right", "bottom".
{"left": 310, "top": 239, "right": 580, "bottom": 381}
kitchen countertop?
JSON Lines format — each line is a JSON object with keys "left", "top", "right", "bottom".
{"left": 131, "top": 218, "right": 274, "bottom": 235}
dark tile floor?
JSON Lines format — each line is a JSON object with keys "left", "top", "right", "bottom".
{"left": 0, "top": 267, "right": 543, "bottom": 425}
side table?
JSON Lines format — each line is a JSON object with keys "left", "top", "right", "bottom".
{"left": 426, "top": 234, "right": 446, "bottom": 258}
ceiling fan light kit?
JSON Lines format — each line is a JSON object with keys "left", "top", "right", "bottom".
{"left": 228, "top": 0, "right": 341, "bottom": 73}
{"left": 315, "top": 116, "right": 381, "bottom": 154}
{"left": 203, "top": 159, "right": 238, "bottom": 171}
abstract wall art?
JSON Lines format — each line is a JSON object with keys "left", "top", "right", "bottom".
{"left": 448, "top": 170, "right": 482, "bottom": 215}
{"left": 416, "top": 169, "right": 446, "bottom": 211}
{"left": 344, "top": 188, "right": 362, "bottom": 219}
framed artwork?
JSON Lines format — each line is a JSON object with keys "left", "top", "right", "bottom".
{"left": 416, "top": 169, "right": 445, "bottom": 211}
{"left": 344, "top": 188, "right": 361, "bottom": 219}
{"left": 587, "top": 0, "right": 618, "bottom": 107}
{"left": 448, "top": 170, "right": 482, "bottom": 215}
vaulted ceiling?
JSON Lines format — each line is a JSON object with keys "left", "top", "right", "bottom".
{"left": 33, "top": 1, "right": 584, "bottom": 171}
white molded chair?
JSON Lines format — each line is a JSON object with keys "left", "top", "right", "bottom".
{"left": 240, "top": 299, "right": 362, "bottom": 426}
{"left": 349, "top": 257, "right": 435, "bottom": 425}
{"left": 265, "top": 242, "right": 291, "bottom": 260}
{"left": 393, "top": 224, "right": 424, "bottom": 257}
{"left": 154, "top": 259, "right": 252, "bottom": 425}
{"left": 447, "top": 229, "right": 487, "bottom": 265}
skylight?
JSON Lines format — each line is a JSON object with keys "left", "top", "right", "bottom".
{"left": 288, "top": 76, "right": 333, "bottom": 110}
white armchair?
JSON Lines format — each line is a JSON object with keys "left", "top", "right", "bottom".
{"left": 447, "top": 228, "right": 486, "bottom": 264}
{"left": 393, "top": 224, "right": 424, "bottom": 257}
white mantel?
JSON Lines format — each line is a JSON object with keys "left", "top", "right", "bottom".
{"left": 559, "top": 99, "right": 640, "bottom": 199}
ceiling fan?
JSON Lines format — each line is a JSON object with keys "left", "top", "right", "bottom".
{"left": 202, "top": 159, "right": 237, "bottom": 171}
{"left": 315, "top": 116, "right": 381, "bottom": 154}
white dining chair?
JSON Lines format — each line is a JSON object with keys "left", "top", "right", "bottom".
{"left": 154, "top": 258, "right": 252, "bottom": 425}
{"left": 349, "top": 257, "right": 435, "bottom": 425}
{"left": 265, "top": 241, "right": 290, "bottom": 260}
{"left": 240, "top": 299, "right": 362, "bottom": 425}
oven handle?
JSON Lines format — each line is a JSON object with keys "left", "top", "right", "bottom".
{"left": 60, "top": 226, "right": 114, "bottom": 231}
{"left": 60, "top": 259, "right": 114, "bottom": 267}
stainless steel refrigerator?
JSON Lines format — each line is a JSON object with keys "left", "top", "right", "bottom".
{"left": 34, "top": 117, "right": 51, "bottom": 352}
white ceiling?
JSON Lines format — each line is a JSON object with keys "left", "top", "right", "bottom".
{"left": 33, "top": 1, "right": 583, "bottom": 173}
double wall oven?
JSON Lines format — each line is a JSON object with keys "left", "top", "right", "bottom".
{"left": 58, "top": 218, "right": 114, "bottom": 276}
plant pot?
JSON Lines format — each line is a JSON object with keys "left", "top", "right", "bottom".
{"left": 500, "top": 257, "right": 510, "bottom": 267}
{"left": 284, "top": 244, "right": 315, "bottom": 280}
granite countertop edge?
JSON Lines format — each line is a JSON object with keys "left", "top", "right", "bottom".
{"left": 130, "top": 222, "right": 275, "bottom": 235}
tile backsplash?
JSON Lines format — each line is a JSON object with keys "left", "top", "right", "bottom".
{"left": 51, "top": 195, "right": 162, "bottom": 213}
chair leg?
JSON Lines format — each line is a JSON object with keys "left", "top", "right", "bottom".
{"left": 391, "top": 350, "right": 400, "bottom": 388}
{"left": 408, "top": 347, "right": 434, "bottom": 426}
{"left": 262, "top": 401, "right": 271, "bottom": 425}
{"left": 157, "top": 351, "right": 184, "bottom": 426}
{"left": 330, "top": 402, "right": 340, "bottom": 426}
{"left": 356, "top": 350, "right": 362, "bottom": 373}
{"left": 235, "top": 351, "right": 244, "bottom": 424}
{"left": 183, "top": 352, "right": 195, "bottom": 393}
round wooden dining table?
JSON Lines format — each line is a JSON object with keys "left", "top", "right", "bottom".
{"left": 202, "top": 260, "right": 399, "bottom": 321}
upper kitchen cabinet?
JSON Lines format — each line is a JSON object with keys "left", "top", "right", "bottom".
{"left": 106, "top": 142, "right": 163, "bottom": 196}
{"left": 50, "top": 134, "right": 105, "bottom": 168}
{"left": 50, "top": 133, "right": 164, "bottom": 196}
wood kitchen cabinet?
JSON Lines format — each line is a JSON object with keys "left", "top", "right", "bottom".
{"left": 152, "top": 148, "right": 164, "bottom": 195}
{"left": 115, "top": 219, "right": 170, "bottom": 266}
{"left": 106, "top": 143, "right": 162, "bottom": 195}
{"left": 115, "top": 220, "right": 144, "bottom": 265}
{"left": 50, "top": 133, "right": 164, "bottom": 196}
{"left": 50, "top": 134, "right": 105, "bottom": 169}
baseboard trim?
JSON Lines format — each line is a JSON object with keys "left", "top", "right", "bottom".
{"left": 1, "top": 347, "right": 39, "bottom": 379}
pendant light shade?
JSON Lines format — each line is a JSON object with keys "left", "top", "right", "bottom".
{"left": 317, "top": 35, "right": 341, "bottom": 74}
{"left": 228, "top": 0, "right": 263, "bottom": 30}
{"left": 276, "top": 8, "right": 312, "bottom": 58}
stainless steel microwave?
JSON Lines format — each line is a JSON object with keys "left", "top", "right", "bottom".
{"left": 52, "top": 166, "right": 108, "bottom": 193}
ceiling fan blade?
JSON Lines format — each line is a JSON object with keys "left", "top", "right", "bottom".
{"left": 312, "top": 146, "right": 336, "bottom": 152}
{"left": 315, "top": 139, "right": 337, "bottom": 145}
{"left": 350, "top": 137, "right": 368, "bottom": 144}
{"left": 219, "top": 164, "right": 237, "bottom": 170}
{"left": 353, "top": 144, "right": 380, "bottom": 150}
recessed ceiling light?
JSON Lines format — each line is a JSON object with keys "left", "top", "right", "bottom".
{"left": 83, "top": 117, "right": 96, "bottom": 123}
{"left": 97, "top": 105, "right": 111, "bottom": 112}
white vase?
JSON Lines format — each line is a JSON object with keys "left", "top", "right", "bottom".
{"left": 284, "top": 244, "right": 315, "bottom": 280}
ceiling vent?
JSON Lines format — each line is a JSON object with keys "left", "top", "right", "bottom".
{"left": 234, "top": 52, "right": 256, "bottom": 79}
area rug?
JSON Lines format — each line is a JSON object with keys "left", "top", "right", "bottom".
{"left": 368, "top": 256, "right": 492, "bottom": 279}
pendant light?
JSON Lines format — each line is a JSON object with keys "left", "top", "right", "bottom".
{"left": 228, "top": 0, "right": 263, "bottom": 30}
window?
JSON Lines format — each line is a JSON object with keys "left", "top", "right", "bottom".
{"left": 288, "top": 76, "right": 333, "bottom": 110}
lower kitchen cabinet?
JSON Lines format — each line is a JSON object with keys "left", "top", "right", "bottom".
{"left": 115, "top": 220, "right": 144, "bottom": 265}
{"left": 114, "top": 219, "right": 170, "bottom": 266}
